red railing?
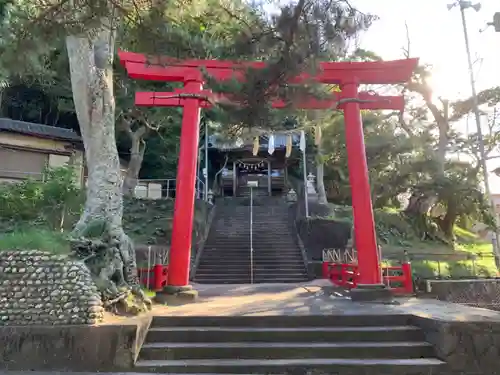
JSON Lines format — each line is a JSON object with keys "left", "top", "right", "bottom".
{"left": 137, "top": 265, "right": 169, "bottom": 291}
{"left": 322, "top": 261, "right": 413, "bottom": 294}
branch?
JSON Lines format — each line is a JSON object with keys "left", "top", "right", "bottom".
{"left": 397, "top": 21, "right": 415, "bottom": 138}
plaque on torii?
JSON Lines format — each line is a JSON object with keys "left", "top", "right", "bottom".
{"left": 118, "top": 50, "right": 418, "bottom": 290}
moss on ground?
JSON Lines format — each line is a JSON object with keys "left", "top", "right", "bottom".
{"left": 0, "top": 228, "right": 70, "bottom": 254}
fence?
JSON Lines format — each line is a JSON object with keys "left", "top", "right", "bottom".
{"left": 321, "top": 248, "right": 413, "bottom": 294}
{"left": 135, "top": 245, "right": 169, "bottom": 291}
{"left": 137, "top": 265, "right": 169, "bottom": 291}
{"left": 134, "top": 178, "right": 206, "bottom": 200}
{"left": 321, "top": 260, "right": 414, "bottom": 294}
{"left": 321, "top": 247, "right": 499, "bottom": 294}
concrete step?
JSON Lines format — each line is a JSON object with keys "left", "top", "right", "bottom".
{"left": 140, "top": 341, "right": 434, "bottom": 360}
{"left": 203, "top": 244, "right": 298, "bottom": 248}
{"left": 151, "top": 315, "right": 414, "bottom": 327}
{"left": 134, "top": 358, "right": 445, "bottom": 374}
{"left": 194, "top": 268, "right": 307, "bottom": 274}
{"left": 207, "top": 232, "right": 294, "bottom": 237}
{"left": 194, "top": 265, "right": 306, "bottom": 272}
{"left": 207, "top": 233, "right": 293, "bottom": 238}
{"left": 196, "top": 263, "right": 306, "bottom": 269}
{"left": 201, "top": 249, "right": 302, "bottom": 254}
{"left": 145, "top": 326, "right": 425, "bottom": 343}
{"left": 202, "top": 248, "right": 299, "bottom": 252}
{"left": 193, "top": 277, "right": 309, "bottom": 284}
{"left": 195, "top": 267, "right": 307, "bottom": 274}
{"left": 137, "top": 315, "right": 443, "bottom": 374}
{"left": 194, "top": 274, "right": 308, "bottom": 282}
{"left": 205, "top": 238, "right": 296, "bottom": 242}
{"left": 198, "top": 258, "right": 305, "bottom": 262}
{"left": 199, "top": 255, "right": 304, "bottom": 261}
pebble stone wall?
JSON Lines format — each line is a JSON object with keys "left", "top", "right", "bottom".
{"left": 0, "top": 250, "right": 104, "bottom": 325}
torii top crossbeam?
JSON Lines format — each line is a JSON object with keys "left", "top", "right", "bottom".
{"left": 119, "top": 51, "right": 418, "bottom": 85}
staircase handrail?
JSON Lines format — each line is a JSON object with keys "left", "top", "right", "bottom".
{"left": 249, "top": 185, "right": 254, "bottom": 284}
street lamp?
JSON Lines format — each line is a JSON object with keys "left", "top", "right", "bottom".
{"left": 488, "top": 12, "right": 500, "bottom": 32}
{"left": 448, "top": 1, "right": 500, "bottom": 256}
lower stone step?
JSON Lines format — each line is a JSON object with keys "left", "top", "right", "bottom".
{"left": 151, "top": 315, "right": 415, "bottom": 327}
{"left": 140, "top": 341, "right": 434, "bottom": 360}
{"left": 145, "top": 326, "right": 425, "bottom": 343}
{"left": 135, "top": 358, "right": 446, "bottom": 374}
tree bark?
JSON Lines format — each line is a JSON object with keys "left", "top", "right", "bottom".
{"left": 405, "top": 193, "right": 436, "bottom": 216}
{"left": 122, "top": 125, "right": 147, "bottom": 197}
{"left": 65, "top": 21, "right": 150, "bottom": 311}
{"left": 316, "top": 147, "right": 328, "bottom": 205}
{"left": 66, "top": 26, "right": 122, "bottom": 235}
{"left": 439, "top": 202, "right": 457, "bottom": 239}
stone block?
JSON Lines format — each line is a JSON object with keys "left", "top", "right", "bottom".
{"left": 0, "top": 250, "right": 104, "bottom": 326}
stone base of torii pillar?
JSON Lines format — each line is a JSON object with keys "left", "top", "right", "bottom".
{"left": 155, "top": 285, "right": 198, "bottom": 305}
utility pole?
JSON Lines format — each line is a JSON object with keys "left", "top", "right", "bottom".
{"left": 448, "top": 1, "right": 500, "bottom": 257}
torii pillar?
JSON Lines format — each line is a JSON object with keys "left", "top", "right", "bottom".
{"left": 167, "top": 77, "right": 204, "bottom": 288}
{"left": 341, "top": 80, "right": 383, "bottom": 294}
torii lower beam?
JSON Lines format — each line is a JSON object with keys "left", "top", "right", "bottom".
{"left": 135, "top": 91, "right": 405, "bottom": 111}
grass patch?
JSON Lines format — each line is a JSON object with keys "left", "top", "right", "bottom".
{"left": 0, "top": 228, "right": 70, "bottom": 254}
{"left": 326, "top": 203, "right": 498, "bottom": 278}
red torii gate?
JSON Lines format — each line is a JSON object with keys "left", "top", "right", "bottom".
{"left": 118, "top": 50, "right": 418, "bottom": 295}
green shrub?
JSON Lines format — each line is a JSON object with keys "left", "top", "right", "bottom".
{"left": 0, "top": 166, "right": 84, "bottom": 231}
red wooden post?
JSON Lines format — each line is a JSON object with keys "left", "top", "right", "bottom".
{"left": 401, "top": 262, "right": 414, "bottom": 294}
{"left": 167, "top": 78, "right": 203, "bottom": 287}
{"left": 341, "top": 80, "right": 381, "bottom": 285}
{"left": 153, "top": 264, "right": 164, "bottom": 290}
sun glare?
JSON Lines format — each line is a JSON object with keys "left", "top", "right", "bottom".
{"left": 428, "top": 67, "right": 469, "bottom": 101}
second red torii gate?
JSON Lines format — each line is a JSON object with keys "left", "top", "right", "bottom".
{"left": 118, "top": 50, "right": 418, "bottom": 294}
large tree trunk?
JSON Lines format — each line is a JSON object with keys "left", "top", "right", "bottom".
{"left": 123, "top": 127, "right": 147, "bottom": 197}
{"left": 65, "top": 22, "right": 150, "bottom": 312}
{"left": 438, "top": 202, "right": 457, "bottom": 239}
{"left": 405, "top": 193, "right": 436, "bottom": 216}
{"left": 316, "top": 145, "right": 328, "bottom": 205}
{"left": 66, "top": 27, "right": 122, "bottom": 235}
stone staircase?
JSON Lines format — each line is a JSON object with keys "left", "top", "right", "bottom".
{"left": 193, "top": 197, "right": 308, "bottom": 284}
{"left": 134, "top": 315, "right": 446, "bottom": 374}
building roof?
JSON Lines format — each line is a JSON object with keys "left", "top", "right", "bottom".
{"left": 0, "top": 118, "right": 81, "bottom": 142}
{"left": 208, "top": 133, "right": 300, "bottom": 151}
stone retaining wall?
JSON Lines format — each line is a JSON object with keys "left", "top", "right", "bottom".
{"left": 296, "top": 218, "right": 351, "bottom": 261}
{"left": 425, "top": 279, "right": 500, "bottom": 310}
{"left": 413, "top": 315, "right": 500, "bottom": 375}
{"left": 0, "top": 250, "right": 104, "bottom": 325}
{"left": 0, "top": 317, "right": 151, "bottom": 371}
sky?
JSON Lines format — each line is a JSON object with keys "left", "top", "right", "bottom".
{"left": 352, "top": 0, "right": 500, "bottom": 193}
